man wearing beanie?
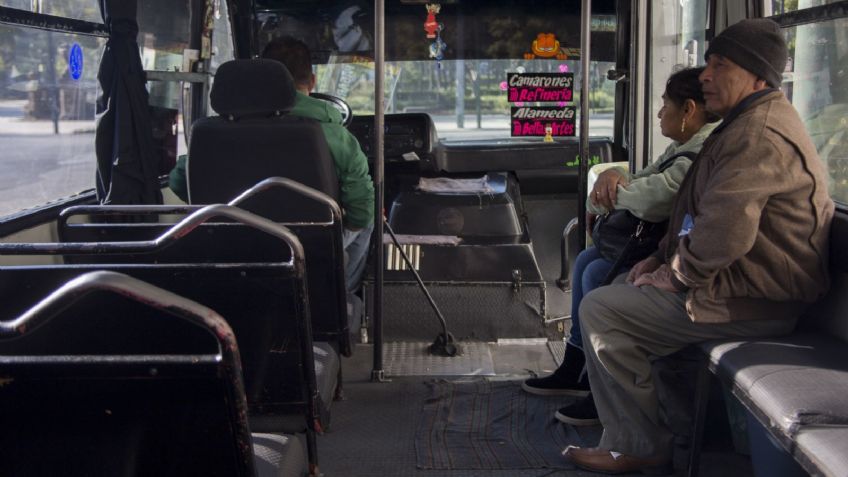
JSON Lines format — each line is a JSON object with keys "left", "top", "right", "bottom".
{"left": 564, "top": 18, "right": 833, "bottom": 474}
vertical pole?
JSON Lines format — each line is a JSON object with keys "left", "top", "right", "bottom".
{"left": 47, "top": 31, "right": 59, "bottom": 134}
{"left": 577, "top": 0, "right": 592, "bottom": 249}
{"left": 371, "top": 0, "right": 386, "bottom": 382}
{"left": 455, "top": 11, "right": 465, "bottom": 129}
{"left": 455, "top": 59, "right": 465, "bottom": 128}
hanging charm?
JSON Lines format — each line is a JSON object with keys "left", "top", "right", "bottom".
{"left": 424, "top": 4, "right": 441, "bottom": 39}
{"left": 429, "top": 28, "right": 447, "bottom": 68}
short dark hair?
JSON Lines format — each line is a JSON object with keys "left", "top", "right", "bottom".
{"left": 261, "top": 36, "right": 313, "bottom": 88}
{"left": 666, "top": 67, "right": 721, "bottom": 122}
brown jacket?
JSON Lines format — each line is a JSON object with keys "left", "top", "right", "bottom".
{"left": 660, "top": 90, "right": 833, "bottom": 323}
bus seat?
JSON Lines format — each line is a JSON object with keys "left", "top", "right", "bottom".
{"left": 0, "top": 271, "right": 307, "bottom": 477}
{"left": 59, "top": 178, "right": 355, "bottom": 357}
{"left": 187, "top": 58, "right": 340, "bottom": 222}
{"left": 2, "top": 205, "right": 332, "bottom": 472}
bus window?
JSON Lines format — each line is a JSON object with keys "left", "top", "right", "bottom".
{"left": 257, "top": 0, "right": 618, "bottom": 142}
{"left": 648, "top": 0, "right": 709, "bottom": 166}
{"left": 210, "top": 0, "right": 235, "bottom": 73}
{"left": 782, "top": 16, "right": 848, "bottom": 205}
{"left": 0, "top": 1, "right": 101, "bottom": 23}
{"left": 312, "top": 58, "right": 617, "bottom": 141}
{"left": 138, "top": 0, "right": 193, "bottom": 161}
{"left": 770, "top": 0, "right": 845, "bottom": 15}
{"left": 0, "top": 24, "right": 105, "bottom": 217}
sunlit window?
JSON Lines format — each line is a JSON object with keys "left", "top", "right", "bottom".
{"left": 771, "top": 0, "right": 844, "bottom": 15}
{"left": 782, "top": 17, "right": 848, "bottom": 205}
{"left": 648, "top": 0, "right": 709, "bottom": 164}
{"left": 0, "top": 24, "right": 105, "bottom": 217}
{"left": 315, "top": 58, "right": 616, "bottom": 141}
{"left": 0, "top": 1, "right": 102, "bottom": 23}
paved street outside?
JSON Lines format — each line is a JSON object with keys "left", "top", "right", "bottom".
{"left": 0, "top": 99, "right": 96, "bottom": 217}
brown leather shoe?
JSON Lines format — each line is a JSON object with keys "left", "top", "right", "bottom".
{"left": 563, "top": 446, "right": 673, "bottom": 475}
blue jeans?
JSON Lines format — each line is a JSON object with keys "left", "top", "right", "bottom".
{"left": 568, "top": 246, "right": 616, "bottom": 349}
{"left": 343, "top": 222, "right": 374, "bottom": 292}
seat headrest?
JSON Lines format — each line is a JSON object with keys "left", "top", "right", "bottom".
{"left": 210, "top": 59, "right": 297, "bottom": 118}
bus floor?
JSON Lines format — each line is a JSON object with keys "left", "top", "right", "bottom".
{"left": 317, "top": 342, "right": 754, "bottom": 477}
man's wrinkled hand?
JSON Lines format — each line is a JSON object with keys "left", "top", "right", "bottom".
{"left": 626, "top": 256, "right": 661, "bottom": 284}
{"left": 632, "top": 264, "right": 678, "bottom": 292}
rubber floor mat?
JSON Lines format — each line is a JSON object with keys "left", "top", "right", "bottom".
{"left": 415, "top": 379, "right": 587, "bottom": 470}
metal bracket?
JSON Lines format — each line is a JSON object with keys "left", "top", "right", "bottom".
{"left": 370, "top": 369, "right": 391, "bottom": 383}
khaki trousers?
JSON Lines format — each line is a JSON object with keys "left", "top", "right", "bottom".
{"left": 579, "top": 279, "right": 796, "bottom": 458}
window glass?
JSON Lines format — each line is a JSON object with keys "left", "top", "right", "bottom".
{"left": 771, "top": 0, "right": 843, "bottom": 15}
{"left": 0, "top": 1, "right": 102, "bottom": 23}
{"left": 648, "top": 0, "right": 709, "bottom": 165}
{"left": 40, "top": 1, "right": 102, "bottom": 23}
{"left": 211, "top": 0, "right": 235, "bottom": 73}
{"left": 137, "top": 0, "right": 192, "bottom": 164}
{"left": 260, "top": 0, "right": 619, "bottom": 141}
{"left": 315, "top": 58, "right": 616, "bottom": 141}
{"left": 0, "top": 24, "right": 105, "bottom": 217}
{"left": 0, "top": 1, "right": 30, "bottom": 12}
{"left": 138, "top": 0, "right": 191, "bottom": 72}
{"left": 782, "top": 17, "right": 848, "bottom": 205}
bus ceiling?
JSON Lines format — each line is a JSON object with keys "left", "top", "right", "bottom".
{"left": 242, "top": 0, "right": 617, "bottom": 62}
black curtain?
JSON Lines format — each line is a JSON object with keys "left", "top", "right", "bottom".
{"left": 95, "top": 0, "right": 163, "bottom": 205}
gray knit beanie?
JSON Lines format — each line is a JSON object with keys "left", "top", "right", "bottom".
{"left": 704, "top": 18, "right": 788, "bottom": 88}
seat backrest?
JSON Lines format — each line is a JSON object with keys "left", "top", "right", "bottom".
{"left": 187, "top": 59, "right": 339, "bottom": 222}
{"left": 2, "top": 205, "right": 322, "bottom": 423}
{"left": 0, "top": 271, "right": 255, "bottom": 477}
{"left": 57, "top": 180, "right": 353, "bottom": 356}
{"left": 798, "top": 211, "right": 848, "bottom": 340}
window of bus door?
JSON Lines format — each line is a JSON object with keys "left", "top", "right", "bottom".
{"left": 647, "top": 0, "right": 710, "bottom": 167}
{"left": 0, "top": 1, "right": 101, "bottom": 23}
{"left": 210, "top": 0, "right": 235, "bottom": 74}
{"left": 0, "top": 23, "right": 105, "bottom": 218}
{"left": 138, "top": 0, "right": 193, "bottom": 161}
{"left": 780, "top": 16, "right": 848, "bottom": 206}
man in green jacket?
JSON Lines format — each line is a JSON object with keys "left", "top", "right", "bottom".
{"left": 564, "top": 19, "right": 833, "bottom": 474}
{"left": 170, "top": 36, "right": 375, "bottom": 292}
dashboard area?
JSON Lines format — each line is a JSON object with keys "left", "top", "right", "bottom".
{"left": 348, "top": 113, "right": 616, "bottom": 176}
{"left": 348, "top": 113, "right": 437, "bottom": 166}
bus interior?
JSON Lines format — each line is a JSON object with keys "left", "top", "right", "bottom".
{"left": 0, "top": 0, "right": 847, "bottom": 476}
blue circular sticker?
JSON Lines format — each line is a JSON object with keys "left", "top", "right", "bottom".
{"left": 69, "top": 43, "right": 83, "bottom": 80}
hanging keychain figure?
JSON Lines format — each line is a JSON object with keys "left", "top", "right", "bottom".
{"left": 429, "top": 26, "right": 447, "bottom": 68}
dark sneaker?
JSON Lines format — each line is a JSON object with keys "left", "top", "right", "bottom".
{"left": 522, "top": 373, "right": 590, "bottom": 397}
{"left": 522, "top": 344, "right": 590, "bottom": 396}
{"left": 555, "top": 393, "right": 600, "bottom": 426}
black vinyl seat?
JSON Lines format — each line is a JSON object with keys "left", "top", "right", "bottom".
{"left": 0, "top": 271, "right": 306, "bottom": 477}
{"left": 187, "top": 59, "right": 340, "bottom": 223}
{"left": 184, "top": 59, "right": 354, "bottom": 350}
